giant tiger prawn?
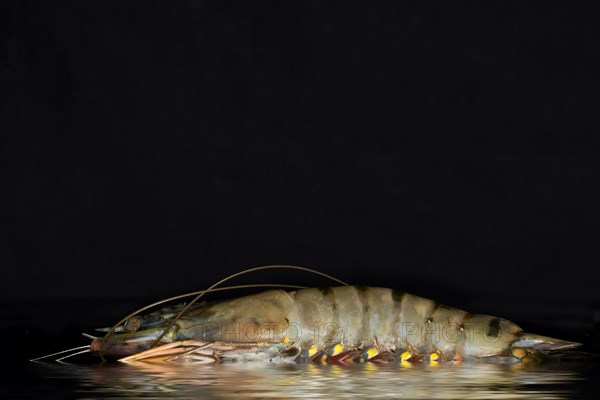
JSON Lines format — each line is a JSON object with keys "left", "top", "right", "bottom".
{"left": 32, "top": 266, "right": 580, "bottom": 365}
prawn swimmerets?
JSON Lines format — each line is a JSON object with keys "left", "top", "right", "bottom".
{"left": 33, "top": 265, "right": 581, "bottom": 364}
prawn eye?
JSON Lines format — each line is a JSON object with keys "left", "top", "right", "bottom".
{"left": 124, "top": 316, "right": 142, "bottom": 332}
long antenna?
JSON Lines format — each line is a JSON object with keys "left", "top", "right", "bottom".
{"left": 146, "top": 265, "right": 348, "bottom": 349}
{"left": 98, "top": 283, "right": 308, "bottom": 360}
{"left": 30, "top": 345, "right": 90, "bottom": 362}
{"left": 99, "top": 265, "right": 347, "bottom": 359}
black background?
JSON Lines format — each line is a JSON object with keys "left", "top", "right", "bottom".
{"left": 1, "top": 1, "right": 599, "bottom": 351}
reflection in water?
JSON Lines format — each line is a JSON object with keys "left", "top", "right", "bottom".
{"left": 31, "top": 361, "right": 585, "bottom": 399}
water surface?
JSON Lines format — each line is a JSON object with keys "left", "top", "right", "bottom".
{"left": 12, "top": 359, "right": 598, "bottom": 399}
{"left": 3, "top": 299, "right": 598, "bottom": 399}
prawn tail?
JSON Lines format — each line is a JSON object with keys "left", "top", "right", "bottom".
{"left": 512, "top": 332, "right": 581, "bottom": 351}
{"left": 509, "top": 332, "right": 582, "bottom": 363}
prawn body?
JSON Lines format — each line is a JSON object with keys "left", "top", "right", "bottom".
{"left": 91, "top": 286, "right": 579, "bottom": 364}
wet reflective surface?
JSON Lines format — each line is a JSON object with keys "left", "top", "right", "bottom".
{"left": 3, "top": 299, "right": 599, "bottom": 399}
{"left": 10, "top": 359, "right": 599, "bottom": 399}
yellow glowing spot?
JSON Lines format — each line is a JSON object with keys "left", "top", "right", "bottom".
{"left": 366, "top": 348, "right": 379, "bottom": 359}
{"left": 400, "top": 361, "right": 411, "bottom": 368}
{"left": 308, "top": 345, "right": 318, "bottom": 357}
{"left": 283, "top": 336, "right": 290, "bottom": 344}
{"left": 511, "top": 348, "right": 527, "bottom": 359}
{"left": 332, "top": 344, "right": 345, "bottom": 356}
{"left": 430, "top": 352, "right": 439, "bottom": 362}
{"left": 400, "top": 351, "right": 412, "bottom": 362}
